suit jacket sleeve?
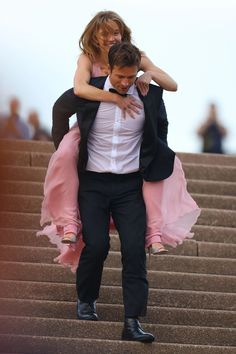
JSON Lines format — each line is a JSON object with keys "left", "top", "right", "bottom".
{"left": 157, "top": 99, "right": 168, "bottom": 145}
{"left": 51, "top": 88, "right": 86, "bottom": 149}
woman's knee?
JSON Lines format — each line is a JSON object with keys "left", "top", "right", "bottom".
{"left": 56, "top": 141, "right": 78, "bottom": 165}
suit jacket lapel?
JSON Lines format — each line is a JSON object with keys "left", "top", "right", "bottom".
{"left": 79, "top": 76, "right": 107, "bottom": 136}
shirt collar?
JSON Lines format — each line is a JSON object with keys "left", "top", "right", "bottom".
{"left": 104, "top": 77, "right": 136, "bottom": 95}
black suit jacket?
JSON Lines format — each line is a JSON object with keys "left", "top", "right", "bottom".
{"left": 52, "top": 76, "right": 175, "bottom": 182}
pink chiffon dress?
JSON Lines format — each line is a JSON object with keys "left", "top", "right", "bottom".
{"left": 143, "top": 156, "right": 201, "bottom": 248}
{"left": 37, "top": 64, "right": 201, "bottom": 273}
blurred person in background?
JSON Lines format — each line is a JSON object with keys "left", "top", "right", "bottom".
{"left": 0, "top": 97, "right": 30, "bottom": 140}
{"left": 27, "top": 110, "right": 51, "bottom": 141}
{"left": 197, "top": 102, "right": 227, "bottom": 154}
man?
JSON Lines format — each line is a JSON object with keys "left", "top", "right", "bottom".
{"left": 197, "top": 102, "right": 227, "bottom": 154}
{"left": 27, "top": 110, "right": 52, "bottom": 141}
{"left": 0, "top": 97, "right": 30, "bottom": 140}
{"left": 52, "top": 42, "right": 175, "bottom": 343}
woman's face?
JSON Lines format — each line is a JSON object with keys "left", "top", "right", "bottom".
{"left": 96, "top": 20, "right": 122, "bottom": 52}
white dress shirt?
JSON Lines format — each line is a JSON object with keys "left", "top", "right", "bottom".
{"left": 86, "top": 77, "right": 145, "bottom": 174}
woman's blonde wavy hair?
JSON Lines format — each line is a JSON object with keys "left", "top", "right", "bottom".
{"left": 79, "top": 11, "right": 132, "bottom": 62}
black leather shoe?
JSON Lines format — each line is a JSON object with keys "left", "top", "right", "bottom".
{"left": 77, "top": 300, "right": 98, "bottom": 321}
{"left": 122, "top": 318, "right": 155, "bottom": 343}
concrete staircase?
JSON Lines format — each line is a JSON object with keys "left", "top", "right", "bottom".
{"left": 0, "top": 139, "right": 235, "bottom": 354}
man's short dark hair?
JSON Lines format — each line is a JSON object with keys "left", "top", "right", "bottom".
{"left": 108, "top": 42, "right": 141, "bottom": 70}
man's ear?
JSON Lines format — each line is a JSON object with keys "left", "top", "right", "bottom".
{"left": 107, "top": 64, "right": 111, "bottom": 74}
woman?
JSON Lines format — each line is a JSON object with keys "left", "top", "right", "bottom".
{"left": 38, "top": 11, "right": 200, "bottom": 272}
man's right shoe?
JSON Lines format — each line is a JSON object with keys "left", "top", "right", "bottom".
{"left": 122, "top": 318, "right": 155, "bottom": 343}
{"left": 77, "top": 300, "right": 98, "bottom": 321}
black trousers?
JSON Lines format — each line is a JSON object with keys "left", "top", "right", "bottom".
{"left": 76, "top": 171, "right": 148, "bottom": 318}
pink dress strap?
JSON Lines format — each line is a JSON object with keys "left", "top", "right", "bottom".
{"left": 91, "top": 62, "right": 103, "bottom": 77}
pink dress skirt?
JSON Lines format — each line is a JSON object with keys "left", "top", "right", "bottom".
{"left": 37, "top": 126, "right": 84, "bottom": 273}
{"left": 143, "top": 156, "right": 201, "bottom": 248}
{"left": 37, "top": 126, "right": 200, "bottom": 273}
{"left": 37, "top": 62, "right": 200, "bottom": 272}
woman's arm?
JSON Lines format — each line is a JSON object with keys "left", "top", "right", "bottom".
{"left": 74, "top": 54, "right": 118, "bottom": 102}
{"left": 137, "top": 53, "right": 178, "bottom": 95}
{"left": 73, "top": 54, "right": 142, "bottom": 117}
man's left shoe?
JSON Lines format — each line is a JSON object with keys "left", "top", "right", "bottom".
{"left": 77, "top": 300, "right": 98, "bottom": 321}
{"left": 122, "top": 318, "right": 155, "bottom": 343}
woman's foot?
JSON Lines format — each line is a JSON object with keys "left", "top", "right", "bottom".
{"left": 61, "top": 232, "right": 77, "bottom": 244}
{"left": 149, "top": 242, "right": 168, "bottom": 255}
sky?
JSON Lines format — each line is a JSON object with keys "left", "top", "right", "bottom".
{"left": 0, "top": 0, "right": 235, "bottom": 154}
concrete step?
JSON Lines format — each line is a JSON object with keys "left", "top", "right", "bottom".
{"left": 0, "top": 212, "right": 40, "bottom": 229}
{"left": 197, "top": 241, "right": 236, "bottom": 259}
{"left": 1, "top": 316, "right": 235, "bottom": 347}
{"left": 0, "top": 166, "right": 46, "bottom": 183}
{"left": 193, "top": 194, "right": 236, "bottom": 211}
{"left": 0, "top": 181, "right": 43, "bottom": 196}
{"left": 1, "top": 226, "right": 236, "bottom": 259}
{"left": 0, "top": 151, "right": 30, "bottom": 167}
{"left": 187, "top": 180, "right": 236, "bottom": 197}
{"left": 1, "top": 148, "right": 236, "bottom": 168}
{"left": 1, "top": 280, "right": 236, "bottom": 311}
{"left": 1, "top": 193, "right": 236, "bottom": 213}
{"left": 1, "top": 225, "right": 236, "bottom": 248}
{"left": 0, "top": 194, "right": 43, "bottom": 213}
{"left": 183, "top": 163, "right": 236, "bottom": 182}
{"left": 0, "top": 229, "right": 236, "bottom": 275}
{"left": 0, "top": 245, "right": 236, "bottom": 275}
{"left": 177, "top": 152, "right": 236, "bottom": 166}
{"left": 0, "top": 239, "right": 236, "bottom": 264}
{"left": 197, "top": 208, "right": 236, "bottom": 228}
{"left": 1, "top": 298, "right": 235, "bottom": 328}
{"left": 1, "top": 261, "right": 236, "bottom": 293}
{"left": 2, "top": 179, "right": 236, "bottom": 197}
{"left": 1, "top": 163, "right": 236, "bottom": 184}
{"left": 193, "top": 225, "right": 236, "bottom": 244}
{"left": 1, "top": 334, "right": 236, "bottom": 354}
{"left": 1, "top": 208, "right": 236, "bottom": 230}
{"left": 0, "top": 228, "right": 53, "bottom": 247}
{"left": 1, "top": 143, "right": 236, "bottom": 166}
{"left": 0, "top": 150, "right": 51, "bottom": 168}
{"left": 0, "top": 238, "right": 199, "bottom": 260}
{"left": 0, "top": 138, "right": 54, "bottom": 153}
{"left": 1, "top": 140, "right": 235, "bottom": 353}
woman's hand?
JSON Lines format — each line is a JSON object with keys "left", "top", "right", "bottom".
{"left": 135, "top": 72, "right": 152, "bottom": 96}
{"left": 115, "top": 95, "right": 143, "bottom": 119}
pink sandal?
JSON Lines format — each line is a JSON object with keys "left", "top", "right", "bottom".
{"left": 61, "top": 233, "right": 77, "bottom": 244}
{"left": 148, "top": 244, "right": 168, "bottom": 255}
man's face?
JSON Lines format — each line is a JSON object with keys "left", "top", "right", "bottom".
{"left": 109, "top": 65, "right": 138, "bottom": 95}
{"left": 10, "top": 98, "right": 20, "bottom": 115}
